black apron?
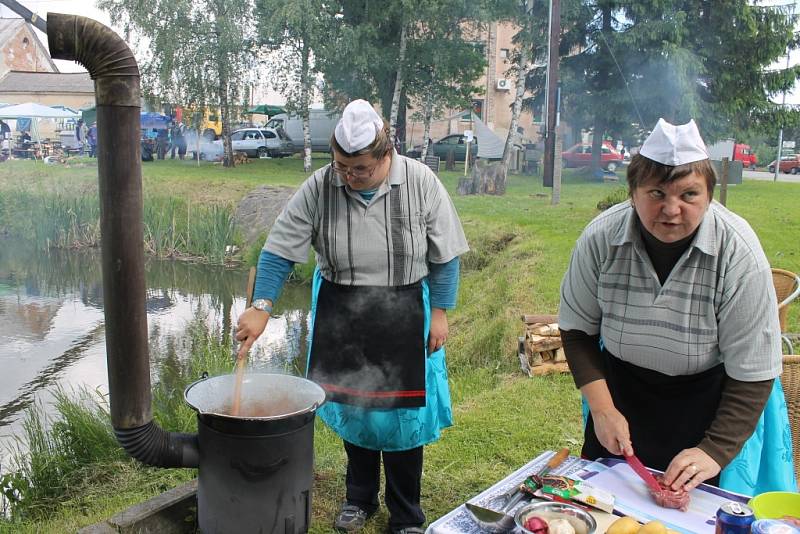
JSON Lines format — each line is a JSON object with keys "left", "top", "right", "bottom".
{"left": 308, "top": 278, "right": 426, "bottom": 409}
{"left": 583, "top": 349, "right": 725, "bottom": 484}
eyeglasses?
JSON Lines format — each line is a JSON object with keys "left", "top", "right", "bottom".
{"left": 331, "top": 160, "right": 380, "bottom": 179}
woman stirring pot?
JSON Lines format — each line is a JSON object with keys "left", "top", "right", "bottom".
{"left": 559, "top": 119, "right": 796, "bottom": 496}
{"left": 236, "top": 100, "right": 469, "bottom": 533}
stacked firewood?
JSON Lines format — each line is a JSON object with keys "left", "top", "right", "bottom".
{"left": 518, "top": 314, "right": 570, "bottom": 377}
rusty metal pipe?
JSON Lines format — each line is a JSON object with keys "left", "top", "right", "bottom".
{"left": 47, "top": 13, "right": 198, "bottom": 468}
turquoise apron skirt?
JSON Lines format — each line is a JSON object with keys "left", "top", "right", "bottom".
{"left": 307, "top": 268, "right": 453, "bottom": 452}
{"left": 581, "top": 350, "right": 796, "bottom": 495}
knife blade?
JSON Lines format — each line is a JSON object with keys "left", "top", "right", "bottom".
{"left": 624, "top": 453, "right": 662, "bottom": 493}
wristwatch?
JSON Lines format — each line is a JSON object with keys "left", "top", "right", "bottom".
{"left": 251, "top": 299, "right": 273, "bottom": 314}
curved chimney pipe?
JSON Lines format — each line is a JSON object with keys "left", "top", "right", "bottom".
{"left": 47, "top": 13, "right": 199, "bottom": 468}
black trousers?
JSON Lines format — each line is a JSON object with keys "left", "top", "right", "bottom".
{"left": 343, "top": 440, "right": 425, "bottom": 529}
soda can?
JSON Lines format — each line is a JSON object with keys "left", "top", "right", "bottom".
{"left": 751, "top": 519, "right": 800, "bottom": 534}
{"left": 716, "top": 501, "right": 755, "bottom": 534}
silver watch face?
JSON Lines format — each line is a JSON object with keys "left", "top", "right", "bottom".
{"left": 252, "top": 299, "right": 271, "bottom": 311}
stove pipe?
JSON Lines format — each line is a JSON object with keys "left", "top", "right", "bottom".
{"left": 46, "top": 13, "right": 199, "bottom": 468}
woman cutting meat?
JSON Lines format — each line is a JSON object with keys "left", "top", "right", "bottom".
{"left": 235, "top": 100, "right": 468, "bottom": 533}
{"left": 559, "top": 118, "right": 796, "bottom": 496}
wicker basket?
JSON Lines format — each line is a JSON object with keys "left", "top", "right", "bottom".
{"left": 782, "top": 355, "right": 800, "bottom": 482}
{"left": 773, "top": 268, "right": 800, "bottom": 332}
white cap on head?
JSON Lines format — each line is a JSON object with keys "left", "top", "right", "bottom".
{"left": 334, "top": 99, "right": 384, "bottom": 153}
{"left": 639, "top": 118, "right": 708, "bottom": 166}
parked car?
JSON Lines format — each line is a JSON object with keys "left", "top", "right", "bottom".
{"left": 265, "top": 110, "right": 340, "bottom": 153}
{"left": 562, "top": 142, "right": 624, "bottom": 171}
{"left": 768, "top": 154, "right": 800, "bottom": 174}
{"left": 406, "top": 134, "right": 478, "bottom": 162}
{"left": 226, "top": 127, "right": 294, "bottom": 158}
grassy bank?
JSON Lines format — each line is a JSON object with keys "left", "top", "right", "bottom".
{"left": 1, "top": 157, "right": 798, "bottom": 533}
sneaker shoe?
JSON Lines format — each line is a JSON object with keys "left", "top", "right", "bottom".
{"left": 391, "top": 528, "right": 425, "bottom": 534}
{"left": 334, "top": 504, "right": 371, "bottom": 532}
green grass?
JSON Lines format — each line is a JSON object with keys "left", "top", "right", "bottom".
{"left": 0, "top": 157, "right": 798, "bottom": 533}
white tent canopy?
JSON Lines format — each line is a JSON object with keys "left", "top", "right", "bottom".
{"left": 444, "top": 110, "right": 507, "bottom": 159}
{"left": 0, "top": 102, "right": 79, "bottom": 119}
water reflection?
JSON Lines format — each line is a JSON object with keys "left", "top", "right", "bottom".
{"left": 0, "top": 239, "right": 311, "bottom": 436}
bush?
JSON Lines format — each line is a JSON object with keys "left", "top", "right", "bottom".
{"left": 596, "top": 187, "right": 629, "bottom": 210}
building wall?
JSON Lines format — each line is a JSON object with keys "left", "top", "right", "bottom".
{"left": 405, "top": 21, "right": 538, "bottom": 150}
{"left": 0, "top": 92, "right": 94, "bottom": 110}
{"left": 0, "top": 24, "right": 56, "bottom": 79}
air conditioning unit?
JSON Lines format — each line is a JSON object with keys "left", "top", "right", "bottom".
{"left": 496, "top": 78, "right": 511, "bottom": 90}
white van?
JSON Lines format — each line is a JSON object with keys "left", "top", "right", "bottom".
{"left": 266, "top": 109, "right": 340, "bottom": 154}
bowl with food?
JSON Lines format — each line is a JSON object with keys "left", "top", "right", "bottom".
{"left": 515, "top": 501, "right": 597, "bottom": 534}
{"left": 748, "top": 491, "right": 800, "bottom": 521}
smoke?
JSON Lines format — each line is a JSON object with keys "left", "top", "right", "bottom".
{"left": 183, "top": 130, "right": 224, "bottom": 161}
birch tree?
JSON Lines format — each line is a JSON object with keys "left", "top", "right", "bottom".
{"left": 99, "top": 0, "right": 256, "bottom": 167}
{"left": 258, "top": 0, "right": 332, "bottom": 172}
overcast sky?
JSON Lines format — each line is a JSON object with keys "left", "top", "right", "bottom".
{"left": 2, "top": 0, "right": 800, "bottom": 106}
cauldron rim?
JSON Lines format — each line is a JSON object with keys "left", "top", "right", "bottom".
{"left": 184, "top": 372, "right": 326, "bottom": 422}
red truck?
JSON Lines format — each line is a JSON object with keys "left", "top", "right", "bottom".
{"left": 707, "top": 140, "right": 758, "bottom": 169}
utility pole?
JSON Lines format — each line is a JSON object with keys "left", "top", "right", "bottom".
{"left": 542, "top": 0, "right": 561, "bottom": 187}
{"left": 775, "top": 2, "right": 794, "bottom": 182}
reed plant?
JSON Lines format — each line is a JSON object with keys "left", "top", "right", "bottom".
{"left": 0, "top": 388, "right": 124, "bottom": 522}
{"left": 0, "top": 189, "right": 241, "bottom": 263}
{"left": 0, "top": 315, "right": 231, "bottom": 525}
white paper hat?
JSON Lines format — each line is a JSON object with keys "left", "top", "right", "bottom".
{"left": 639, "top": 118, "right": 708, "bottom": 166}
{"left": 334, "top": 99, "right": 384, "bottom": 153}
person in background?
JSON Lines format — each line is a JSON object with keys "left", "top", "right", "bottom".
{"left": 19, "top": 131, "right": 32, "bottom": 150}
{"left": 170, "top": 122, "right": 187, "bottom": 160}
{"left": 0, "top": 119, "right": 10, "bottom": 140}
{"left": 236, "top": 100, "right": 469, "bottom": 534}
{"left": 87, "top": 123, "right": 98, "bottom": 158}
{"left": 559, "top": 118, "right": 795, "bottom": 496}
{"left": 156, "top": 126, "right": 169, "bottom": 160}
{"left": 79, "top": 120, "right": 89, "bottom": 155}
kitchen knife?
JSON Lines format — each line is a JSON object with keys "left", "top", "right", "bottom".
{"left": 624, "top": 453, "right": 662, "bottom": 493}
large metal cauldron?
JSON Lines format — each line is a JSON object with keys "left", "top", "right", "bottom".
{"left": 185, "top": 373, "right": 326, "bottom": 534}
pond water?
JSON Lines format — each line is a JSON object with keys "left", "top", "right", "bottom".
{"left": 0, "top": 239, "right": 311, "bottom": 465}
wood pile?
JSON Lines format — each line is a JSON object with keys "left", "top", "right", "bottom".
{"left": 518, "top": 314, "right": 570, "bottom": 376}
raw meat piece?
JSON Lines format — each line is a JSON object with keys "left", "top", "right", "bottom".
{"left": 524, "top": 515, "right": 549, "bottom": 534}
{"left": 649, "top": 475, "right": 690, "bottom": 511}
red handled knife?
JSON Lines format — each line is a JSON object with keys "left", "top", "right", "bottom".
{"left": 624, "top": 453, "right": 662, "bottom": 493}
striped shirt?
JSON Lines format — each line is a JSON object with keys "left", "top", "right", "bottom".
{"left": 559, "top": 200, "right": 781, "bottom": 380}
{"left": 264, "top": 152, "right": 469, "bottom": 286}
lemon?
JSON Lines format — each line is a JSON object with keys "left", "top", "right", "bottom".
{"left": 638, "top": 520, "right": 668, "bottom": 534}
{"left": 606, "top": 516, "right": 640, "bottom": 534}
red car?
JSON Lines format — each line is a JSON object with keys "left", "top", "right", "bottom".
{"left": 562, "top": 142, "right": 624, "bottom": 171}
{"left": 768, "top": 154, "right": 800, "bottom": 174}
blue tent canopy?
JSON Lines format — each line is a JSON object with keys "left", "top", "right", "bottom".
{"left": 140, "top": 112, "right": 171, "bottom": 130}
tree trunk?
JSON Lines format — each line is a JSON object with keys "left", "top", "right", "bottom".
{"left": 457, "top": 159, "right": 507, "bottom": 195}
{"left": 420, "top": 90, "right": 434, "bottom": 161}
{"left": 503, "top": 45, "right": 529, "bottom": 166}
{"left": 300, "top": 38, "right": 312, "bottom": 172}
{"left": 389, "top": 23, "right": 407, "bottom": 147}
{"left": 215, "top": 8, "right": 234, "bottom": 168}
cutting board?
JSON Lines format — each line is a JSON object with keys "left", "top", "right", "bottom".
{"left": 574, "top": 459, "right": 750, "bottom": 534}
